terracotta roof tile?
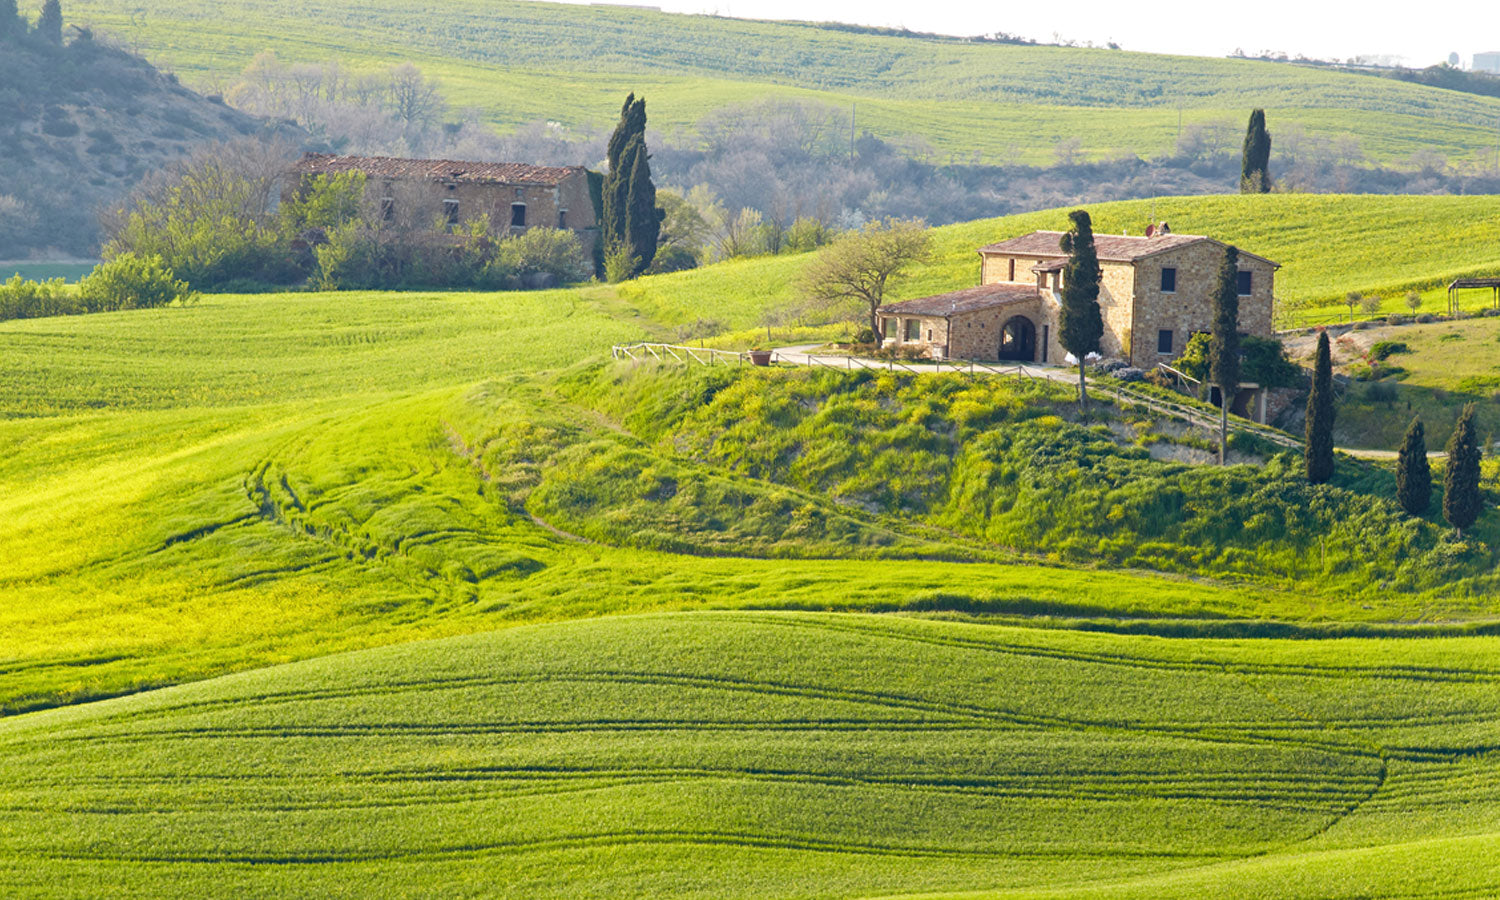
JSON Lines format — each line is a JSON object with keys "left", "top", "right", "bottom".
{"left": 291, "top": 152, "right": 582, "bottom": 186}
{"left": 878, "top": 283, "right": 1040, "bottom": 318}
{"left": 979, "top": 230, "right": 1279, "bottom": 268}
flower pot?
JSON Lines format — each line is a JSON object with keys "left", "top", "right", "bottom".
{"left": 748, "top": 350, "right": 773, "bottom": 366}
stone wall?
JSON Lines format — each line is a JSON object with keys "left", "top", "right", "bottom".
{"left": 1097, "top": 262, "right": 1136, "bottom": 360}
{"left": 948, "top": 299, "right": 1042, "bottom": 361}
{"left": 981, "top": 253, "right": 1054, "bottom": 285}
{"left": 369, "top": 172, "right": 598, "bottom": 252}
{"left": 880, "top": 313, "right": 951, "bottom": 356}
{"left": 1127, "top": 243, "right": 1276, "bottom": 369}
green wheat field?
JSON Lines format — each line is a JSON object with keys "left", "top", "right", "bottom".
{"left": 4, "top": 194, "right": 1500, "bottom": 897}
{"left": 66, "top": 0, "right": 1500, "bottom": 165}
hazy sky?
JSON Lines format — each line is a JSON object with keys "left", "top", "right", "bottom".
{"left": 574, "top": 0, "right": 1498, "bottom": 67}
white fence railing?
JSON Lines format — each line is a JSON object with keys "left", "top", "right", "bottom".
{"left": 611, "top": 343, "right": 747, "bottom": 365}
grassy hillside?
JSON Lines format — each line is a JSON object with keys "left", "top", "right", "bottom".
{"left": 1290, "top": 317, "right": 1500, "bottom": 450}
{"left": 5, "top": 192, "right": 1500, "bottom": 898}
{"left": 4, "top": 286, "right": 1304, "bottom": 717}
{"left": 616, "top": 194, "right": 1500, "bottom": 329}
{"left": 5, "top": 612, "right": 1500, "bottom": 898}
{"left": 66, "top": 0, "right": 1500, "bottom": 166}
{"left": 0, "top": 30, "right": 298, "bottom": 257}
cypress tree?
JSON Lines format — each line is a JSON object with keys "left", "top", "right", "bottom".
{"left": 1396, "top": 417, "right": 1431, "bottom": 516}
{"left": 1444, "top": 403, "right": 1484, "bottom": 535}
{"left": 603, "top": 136, "right": 637, "bottom": 254}
{"left": 0, "top": 0, "right": 20, "bottom": 40}
{"left": 1058, "top": 209, "right": 1104, "bottom": 411}
{"left": 1240, "top": 108, "right": 1272, "bottom": 193}
{"left": 37, "top": 0, "right": 61, "bottom": 44}
{"left": 1210, "top": 245, "right": 1241, "bottom": 465}
{"left": 602, "top": 93, "right": 647, "bottom": 255}
{"left": 1304, "top": 330, "right": 1335, "bottom": 484}
{"left": 623, "top": 133, "right": 662, "bottom": 275}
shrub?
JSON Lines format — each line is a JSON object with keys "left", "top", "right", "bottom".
{"left": 494, "top": 228, "right": 590, "bottom": 284}
{"left": 783, "top": 217, "right": 836, "bottom": 253}
{"left": 279, "top": 172, "right": 365, "bottom": 234}
{"left": 1144, "top": 368, "right": 1175, "bottom": 389}
{"left": 853, "top": 327, "right": 877, "bottom": 345}
{"left": 77, "top": 254, "right": 196, "bottom": 311}
{"left": 647, "top": 243, "right": 698, "bottom": 274}
{"left": 1417, "top": 313, "right": 1436, "bottom": 324}
{"left": 1110, "top": 367, "right": 1145, "bottom": 382}
{"left": 604, "top": 245, "right": 638, "bottom": 283}
{"left": 313, "top": 221, "right": 378, "bottom": 291}
{"left": 1364, "top": 382, "right": 1398, "bottom": 405}
{"left": 1385, "top": 314, "right": 1407, "bottom": 326}
{"left": 1370, "top": 340, "right": 1410, "bottom": 360}
{"left": 0, "top": 275, "right": 74, "bottom": 321}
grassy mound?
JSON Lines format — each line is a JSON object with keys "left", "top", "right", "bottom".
{"left": 4, "top": 612, "right": 1500, "bottom": 898}
{"left": 561, "top": 364, "right": 1496, "bottom": 593}
{"left": 67, "top": 0, "right": 1500, "bottom": 166}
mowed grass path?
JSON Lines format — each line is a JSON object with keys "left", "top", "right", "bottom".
{"left": 4, "top": 612, "right": 1500, "bottom": 898}
{"left": 67, "top": 0, "right": 1500, "bottom": 165}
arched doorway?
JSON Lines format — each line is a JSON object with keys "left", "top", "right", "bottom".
{"left": 998, "top": 315, "right": 1036, "bottom": 361}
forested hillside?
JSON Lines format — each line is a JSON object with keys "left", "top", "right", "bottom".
{"left": 0, "top": 15, "right": 298, "bottom": 257}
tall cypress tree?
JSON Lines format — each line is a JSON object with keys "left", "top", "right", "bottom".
{"left": 1396, "top": 417, "right": 1431, "bottom": 516}
{"left": 1058, "top": 209, "right": 1104, "bottom": 411}
{"left": 1304, "top": 330, "right": 1335, "bottom": 484}
{"left": 37, "top": 0, "right": 61, "bottom": 44}
{"left": 1241, "top": 109, "right": 1272, "bottom": 194}
{"left": 623, "top": 134, "right": 661, "bottom": 275}
{"left": 1444, "top": 403, "right": 1484, "bottom": 535}
{"left": 602, "top": 93, "right": 647, "bottom": 255}
{"left": 1211, "top": 245, "right": 1241, "bottom": 465}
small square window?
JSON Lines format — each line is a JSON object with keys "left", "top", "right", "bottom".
{"left": 904, "top": 319, "right": 921, "bottom": 341}
{"left": 1160, "top": 267, "right": 1177, "bottom": 293}
{"left": 1157, "top": 329, "right": 1173, "bottom": 354}
{"left": 511, "top": 203, "right": 527, "bottom": 227}
{"left": 1237, "top": 270, "right": 1253, "bottom": 296}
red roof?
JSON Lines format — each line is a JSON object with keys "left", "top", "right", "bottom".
{"left": 878, "top": 283, "right": 1040, "bottom": 318}
{"left": 291, "top": 153, "right": 582, "bottom": 186}
{"left": 979, "top": 230, "right": 1279, "bottom": 268}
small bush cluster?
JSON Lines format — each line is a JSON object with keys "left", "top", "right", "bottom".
{"left": 0, "top": 254, "right": 196, "bottom": 322}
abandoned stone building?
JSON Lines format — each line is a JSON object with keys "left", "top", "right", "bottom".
{"left": 877, "top": 228, "right": 1278, "bottom": 368}
{"left": 287, "top": 153, "right": 599, "bottom": 251}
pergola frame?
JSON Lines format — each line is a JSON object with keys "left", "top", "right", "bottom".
{"left": 1447, "top": 278, "right": 1500, "bottom": 315}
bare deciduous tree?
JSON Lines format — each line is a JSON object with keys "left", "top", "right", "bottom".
{"left": 798, "top": 218, "right": 931, "bottom": 338}
{"left": 386, "top": 63, "right": 445, "bottom": 134}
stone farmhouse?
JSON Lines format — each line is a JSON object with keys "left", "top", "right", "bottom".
{"left": 877, "top": 228, "right": 1278, "bottom": 369}
{"left": 287, "top": 153, "right": 599, "bottom": 252}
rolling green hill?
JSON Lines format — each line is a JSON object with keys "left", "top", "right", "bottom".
{"left": 617, "top": 194, "right": 1500, "bottom": 329}
{"left": 5, "top": 192, "right": 1500, "bottom": 717}
{"left": 4, "top": 612, "right": 1500, "bottom": 898}
{"left": 5, "top": 192, "right": 1500, "bottom": 898}
{"left": 64, "top": 0, "right": 1500, "bottom": 166}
